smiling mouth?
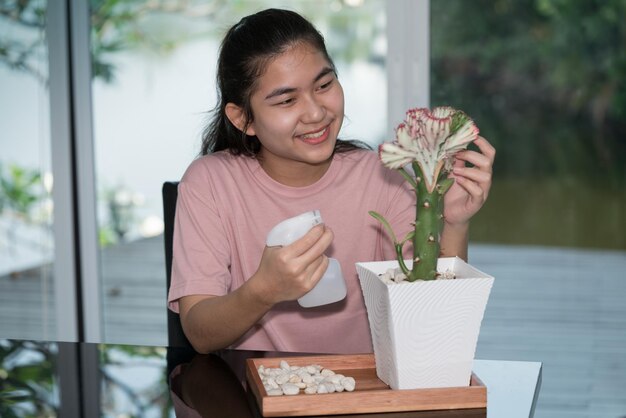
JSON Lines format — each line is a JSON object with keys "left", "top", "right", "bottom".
{"left": 298, "top": 126, "right": 330, "bottom": 144}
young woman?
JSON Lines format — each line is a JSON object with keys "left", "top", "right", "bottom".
{"left": 168, "top": 8, "right": 495, "bottom": 354}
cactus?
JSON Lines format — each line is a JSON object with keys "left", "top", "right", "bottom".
{"left": 370, "top": 107, "right": 479, "bottom": 281}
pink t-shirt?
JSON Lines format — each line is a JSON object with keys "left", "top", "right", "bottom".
{"left": 168, "top": 149, "right": 414, "bottom": 353}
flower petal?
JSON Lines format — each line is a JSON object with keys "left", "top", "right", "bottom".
{"left": 441, "top": 119, "right": 479, "bottom": 156}
{"left": 396, "top": 124, "right": 417, "bottom": 150}
{"left": 431, "top": 106, "right": 455, "bottom": 119}
{"left": 379, "top": 143, "right": 418, "bottom": 169}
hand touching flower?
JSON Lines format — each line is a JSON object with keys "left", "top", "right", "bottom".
{"left": 442, "top": 136, "right": 495, "bottom": 227}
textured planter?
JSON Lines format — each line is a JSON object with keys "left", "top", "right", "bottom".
{"left": 356, "top": 257, "right": 494, "bottom": 390}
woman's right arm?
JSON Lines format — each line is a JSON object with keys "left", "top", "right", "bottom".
{"left": 178, "top": 224, "right": 333, "bottom": 353}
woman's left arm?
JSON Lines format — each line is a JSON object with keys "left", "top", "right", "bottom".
{"left": 440, "top": 136, "right": 496, "bottom": 260}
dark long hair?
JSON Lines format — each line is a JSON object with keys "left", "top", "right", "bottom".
{"left": 200, "top": 8, "right": 369, "bottom": 156}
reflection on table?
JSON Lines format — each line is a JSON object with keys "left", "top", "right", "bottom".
{"left": 0, "top": 339, "right": 541, "bottom": 417}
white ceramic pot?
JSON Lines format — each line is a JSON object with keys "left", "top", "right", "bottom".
{"left": 356, "top": 257, "right": 494, "bottom": 390}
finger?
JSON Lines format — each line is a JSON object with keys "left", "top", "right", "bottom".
{"left": 303, "top": 255, "right": 330, "bottom": 290}
{"left": 295, "top": 227, "right": 334, "bottom": 266}
{"left": 474, "top": 136, "right": 496, "bottom": 160}
{"left": 451, "top": 157, "right": 465, "bottom": 169}
{"left": 455, "top": 136, "right": 495, "bottom": 168}
{"left": 455, "top": 150, "right": 493, "bottom": 172}
{"left": 453, "top": 175, "right": 487, "bottom": 202}
{"left": 291, "top": 226, "right": 334, "bottom": 264}
{"left": 452, "top": 166, "right": 492, "bottom": 186}
{"left": 284, "top": 224, "right": 327, "bottom": 256}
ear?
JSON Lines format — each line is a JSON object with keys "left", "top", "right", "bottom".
{"left": 225, "top": 103, "right": 256, "bottom": 136}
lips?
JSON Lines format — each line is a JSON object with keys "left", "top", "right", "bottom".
{"left": 298, "top": 126, "right": 330, "bottom": 145}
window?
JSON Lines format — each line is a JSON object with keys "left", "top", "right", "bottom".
{"left": 0, "top": 0, "right": 56, "bottom": 340}
{"left": 431, "top": 2, "right": 626, "bottom": 416}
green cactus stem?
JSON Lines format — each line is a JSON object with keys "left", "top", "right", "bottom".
{"left": 408, "top": 162, "right": 454, "bottom": 281}
{"left": 370, "top": 164, "right": 453, "bottom": 281}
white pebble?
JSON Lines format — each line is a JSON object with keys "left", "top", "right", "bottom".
{"left": 267, "top": 388, "right": 283, "bottom": 396}
{"left": 275, "top": 373, "right": 289, "bottom": 385}
{"left": 280, "top": 360, "right": 290, "bottom": 370}
{"left": 306, "top": 365, "right": 319, "bottom": 374}
{"left": 393, "top": 272, "right": 407, "bottom": 283}
{"left": 266, "top": 377, "right": 278, "bottom": 389}
{"left": 296, "top": 370, "right": 310, "bottom": 379}
{"left": 328, "top": 374, "right": 343, "bottom": 384}
{"left": 320, "top": 368, "right": 335, "bottom": 377}
{"left": 281, "top": 383, "right": 300, "bottom": 395}
{"left": 304, "top": 385, "right": 318, "bottom": 394}
{"left": 341, "top": 377, "right": 356, "bottom": 392}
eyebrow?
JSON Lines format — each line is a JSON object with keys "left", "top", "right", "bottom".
{"left": 264, "top": 66, "right": 335, "bottom": 100}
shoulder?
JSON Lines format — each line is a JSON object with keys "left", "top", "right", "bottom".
{"left": 177, "top": 152, "right": 254, "bottom": 210}
{"left": 181, "top": 151, "right": 253, "bottom": 183}
{"left": 178, "top": 152, "right": 257, "bottom": 205}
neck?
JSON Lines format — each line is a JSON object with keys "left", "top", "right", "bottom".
{"left": 258, "top": 155, "right": 332, "bottom": 187}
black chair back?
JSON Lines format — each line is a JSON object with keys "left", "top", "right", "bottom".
{"left": 162, "top": 181, "right": 194, "bottom": 349}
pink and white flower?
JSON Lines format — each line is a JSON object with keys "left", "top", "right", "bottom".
{"left": 379, "top": 106, "right": 479, "bottom": 193}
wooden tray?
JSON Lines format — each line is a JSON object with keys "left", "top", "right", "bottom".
{"left": 246, "top": 354, "right": 486, "bottom": 417}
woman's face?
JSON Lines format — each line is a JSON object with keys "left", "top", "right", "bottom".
{"left": 245, "top": 42, "right": 345, "bottom": 182}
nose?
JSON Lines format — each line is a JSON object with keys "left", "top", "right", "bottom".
{"left": 301, "top": 94, "right": 325, "bottom": 124}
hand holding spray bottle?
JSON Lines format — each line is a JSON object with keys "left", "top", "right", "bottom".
{"left": 266, "top": 210, "right": 347, "bottom": 308}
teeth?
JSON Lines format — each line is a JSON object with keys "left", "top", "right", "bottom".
{"left": 302, "top": 128, "right": 326, "bottom": 139}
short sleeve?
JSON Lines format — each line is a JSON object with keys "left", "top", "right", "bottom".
{"left": 167, "top": 163, "right": 232, "bottom": 313}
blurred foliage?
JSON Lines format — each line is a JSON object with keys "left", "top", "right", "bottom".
{"left": 99, "top": 342, "right": 165, "bottom": 364}
{"left": 223, "top": 0, "right": 386, "bottom": 65}
{"left": 0, "top": 0, "right": 227, "bottom": 81}
{"left": 88, "top": 0, "right": 227, "bottom": 81}
{"left": 431, "top": 0, "right": 626, "bottom": 188}
{"left": 431, "top": 0, "right": 626, "bottom": 249}
{"left": 0, "top": 340, "right": 58, "bottom": 417}
{"left": 98, "top": 226, "right": 117, "bottom": 247}
{"left": 0, "top": 0, "right": 47, "bottom": 83}
{"left": 89, "top": 0, "right": 385, "bottom": 80}
{"left": 99, "top": 344, "right": 170, "bottom": 418}
{"left": 2, "top": 0, "right": 383, "bottom": 83}
{"left": 472, "top": 178, "right": 626, "bottom": 249}
{"left": 0, "top": 163, "right": 41, "bottom": 221}
{"left": 101, "top": 185, "right": 139, "bottom": 243}
{"left": 0, "top": 340, "right": 171, "bottom": 417}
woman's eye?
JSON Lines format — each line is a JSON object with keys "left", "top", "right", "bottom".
{"left": 277, "top": 98, "right": 294, "bottom": 105}
{"left": 318, "top": 80, "right": 333, "bottom": 91}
